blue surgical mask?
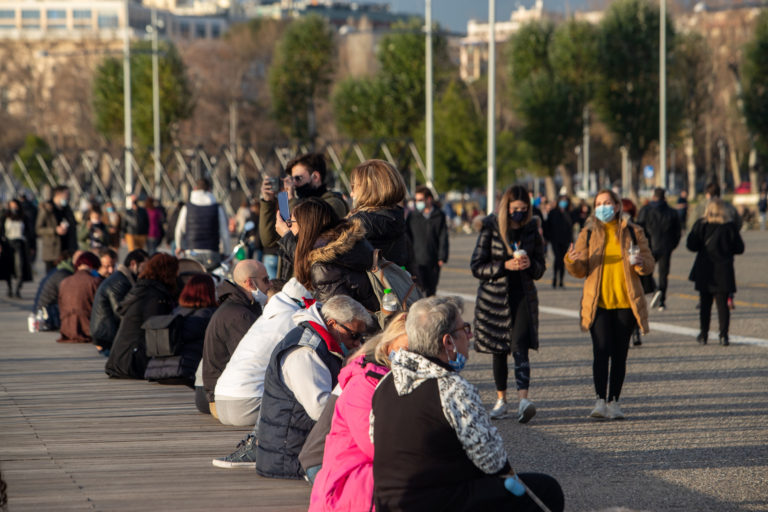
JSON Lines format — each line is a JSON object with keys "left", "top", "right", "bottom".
{"left": 415, "top": 200, "right": 426, "bottom": 212}
{"left": 58, "top": 198, "right": 68, "bottom": 208}
{"left": 340, "top": 342, "right": 350, "bottom": 357}
{"left": 448, "top": 351, "right": 467, "bottom": 372}
{"left": 595, "top": 204, "right": 615, "bottom": 223}
{"left": 558, "top": 200, "right": 568, "bottom": 209}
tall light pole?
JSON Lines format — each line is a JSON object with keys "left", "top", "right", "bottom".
{"left": 123, "top": 0, "right": 133, "bottom": 201}
{"left": 486, "top": 0, "right": 496, "bottom": 215}
{"left": 659, "top": 0, "right": 667, "bottom": 190}
{"left": 150, "top": 7, "right": 162, "bottom": 199}
{"left": 582, "top": 106, "right": 590, "bottom": 195}
{"left": 425, "top": 0, "right": 434, "bottom": 191}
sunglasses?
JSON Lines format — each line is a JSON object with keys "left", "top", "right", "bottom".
{"left": 450, "top": 322, "right": 472, "bottom": 337}
{"left": 337, "top": 322, "right": 363, "bottom": 341}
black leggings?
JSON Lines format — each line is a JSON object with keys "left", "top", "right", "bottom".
{"left": 589, "top": 308, "right": 636, "bottom": 401}
{"left": 551, "top": 243, "right": 568, "bottom": 285}
{"left": 493, "top": 351, "right": 530, "bottom": 392}
{"left": 699, "top": 290, "right": 729, "bottom": 337}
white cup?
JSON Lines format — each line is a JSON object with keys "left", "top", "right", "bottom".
{"left": 628, "top": 244, "right": 640, "bottom": 265}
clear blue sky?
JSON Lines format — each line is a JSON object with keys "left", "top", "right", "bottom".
{"left": 357, "top": 0, "right": 590, "bottom": 33}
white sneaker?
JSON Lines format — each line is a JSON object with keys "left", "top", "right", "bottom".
{"left": 650, "top": 290, "right": 662, "bottom": 309}
{"left": 590, "top": 398, "right": 608, "bottom": 419}
{"left": 517, "top": 398, "right": 537, "bottom": 424}
{"left": 607, "top": 401, "right": 625, "bottom": 420}
{"left": 489, "top": 399, "right": 508, "bottom": 419}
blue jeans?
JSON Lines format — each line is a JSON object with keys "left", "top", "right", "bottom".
{"left": 263, "top": 253, "right": 278, "bottom": 280}
{"left": 305, "top": 465, "right": 321, "bottom": 485}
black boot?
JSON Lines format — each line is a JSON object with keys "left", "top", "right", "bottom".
{"left": 696, "top": 332, "right": 708, "bottom": 345}
{"left": 719, "top": 335, "right": 729, "bottom": 346}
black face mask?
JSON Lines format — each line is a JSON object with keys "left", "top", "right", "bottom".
{"left": 295, "top": 182, "right": 322, "bottom": 199}
{"left": 510, "top": 211, "right": 526, "bottom": 223}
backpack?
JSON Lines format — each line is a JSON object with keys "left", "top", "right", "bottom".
{"left": 142, "top": 311, "right": 189, "bottom": 357}
{"left": 366, "top": 249, "right": 423, "bottom": 317}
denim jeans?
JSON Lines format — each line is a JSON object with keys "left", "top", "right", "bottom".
{"left": 263, "top": 253, "right": 278, "bottom": 280}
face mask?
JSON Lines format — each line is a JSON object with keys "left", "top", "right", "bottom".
{"left": 57, "top": 198, "right": 68, "bottom": 208}
{"left": 510, "top": 211, "right": 526, "bottom": 223}
{"left": 340, "top": 341, "right": 350, "bottom": 357}
{"left": 595, "top": 204, "right": 615, "bottom": 223}
{"left": 415, "top": 201, "right": 426, "bottom": 212}
{"left": 295, "top": 182, "right": 320, "bottom": 199}
{"left": 558, "top": 200, "right": 568, "bottom": 209}
{"left": 251, "top": 288, "right": 268, "bottom": 307}
{"left": 107, "top": 207, "right": 115, "bottom": 213}
{"left": 445, "top": 338, "right": 467, "bottom": 372}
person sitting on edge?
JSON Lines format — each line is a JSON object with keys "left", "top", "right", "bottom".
{"left": 90, "top": 249, "right": 149, "bottom": 356}
{"left": 200, "top": 259, "right": 269, "bottom": 418}
{"left": 213, "top": 278, "right": 311, "bottom": 429}
{"left": 57, "top": 252, "right": 103, "bottom": 344}
{"left": 97, "top": 248, "right": 118, "bottom": 278}
{"left": 255, "top": 295, "right": 374, "bottom": 480}
{"left": 370, "top": 296, "right": 564, "bottom": 512}
{"left": 33, "top": 250, "right": 81, "bottom": 331}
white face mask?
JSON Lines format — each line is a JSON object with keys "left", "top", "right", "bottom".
{"left": 251, "top": 288, "right": 268, "bottom": 306}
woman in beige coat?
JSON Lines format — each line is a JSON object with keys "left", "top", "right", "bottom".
{"left": 565, "top": 189, "right": 654, "bottom": 420}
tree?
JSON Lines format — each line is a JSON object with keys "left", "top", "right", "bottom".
{"left": 742, "top": 10, "right": 768, "bottom": 155}
{"left": 268, "top": 14, "right": 335, "bottom": 141}
{"left": 594, "top": 0, "right": 683, "bottom": 191}
{"left": 92, "top": 40, "right": 193, "bottom": 152}
{"left": 12, "top": 134, "right": 53, "bottom": 187}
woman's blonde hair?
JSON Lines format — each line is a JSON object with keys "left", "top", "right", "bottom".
{"left": 358, "top": 312, "right": 408, "bottom": 368}
{"left": 496, "top": 185, "right": 532, "bottom": 254}
{"left": 704, "top": 198, "right": 727, "bottom": 224}
{"left": 350, "top": 159, "right": 407, "bottom": 211}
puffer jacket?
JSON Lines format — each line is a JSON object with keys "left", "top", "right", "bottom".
{"left": 308, "top": 219, "right": 378, "bottom": 311}
{"left": 686, "top": 219, "right": 744, "bottom": 294}
{"left": 349, "top": 206, "right": 411, "bottom": 269}
{"left": 90, "top": 265, "right": 135, "bottom": 349}
{"left": 565, "top": 217, "right": 655, "bottom": 333}
{"left": 309, "top": 355, "right": 388, "bottom": 512}
{"left": 470, "top": 215, "right": 546, "bottom": 354}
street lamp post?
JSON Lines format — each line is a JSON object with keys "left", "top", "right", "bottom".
{"left": 123, "top": 0, "right": 133, "bottom": 202}
{"left": 487, "top": 0, "right": 496, "bottom": 215}
{"left": 425, "top": 0, "right": 434, "bottom": 192}
{"left": 660, "top": 0, "right": 667, "bottom": 190}
{"left": 150, "top": 8, "right": 162, "bottom": 199}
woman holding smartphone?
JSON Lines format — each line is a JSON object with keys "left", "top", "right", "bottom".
{"left": 565, "top": 189, "right": 654, "bottom": 420}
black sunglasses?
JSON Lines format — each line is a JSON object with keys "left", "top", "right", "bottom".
{"left": 337, "top": 322, "right": 363, "bottom": 341}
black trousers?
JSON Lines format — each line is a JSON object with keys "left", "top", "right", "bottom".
{"left": 589, "top": 308, "right": 636, "bottom": 402}
{"left": 414, "top": 263, "right": 441, "bottom": 296}
{"left": 551, "top": 242, "right": 568, "bottom": 286}
{"left": 655, "top": 251, "right": 672, "bottom": 303}
{"left": 699, "top": 290, "right": 729, "bottom": 338}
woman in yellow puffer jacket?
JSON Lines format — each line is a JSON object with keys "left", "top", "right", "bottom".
{"left": 564, "top": 189, "right": 654, "bottom": 420}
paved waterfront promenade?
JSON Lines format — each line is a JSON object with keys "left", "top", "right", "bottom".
{"left": 2, "top": 231, "right": 767, "bottom": 511}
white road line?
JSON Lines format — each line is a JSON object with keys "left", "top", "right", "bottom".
{"left": 439, "top": 290, "right": 768, "bottom": 348}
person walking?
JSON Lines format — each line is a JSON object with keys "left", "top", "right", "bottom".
{"left": 174, "top": 179, "right": 231, "bottom": 271}
{"left": 471, "top": 185, "right": 546, "bottom": 423}
{"left": 565, "top": 189, "right": 654, "bottom": 420}
{"left": 758, "top": 182, "right": 767, "bottom": 231}
{"left": 686, "top": 199, "right": 744, "bottom": 346}
{"left": 124, "top": 195, "right": 149, "bottom": 252}
{"left": 36, "top": 185, "right": 77, "bottom": 272}
{"left": 406, "top": 186, "right": 449, "bottom": 296}
{"left": 145, "top": 197, "right": 165, "bottom": 255}
{"left": 1, "top": 199, "right": 34, "bottom": 298}
{"left": 637, "top": 188, "right": 681, "bottom": 311}
{"left": 543, "top": 195, "right": 573, "bottom": 289}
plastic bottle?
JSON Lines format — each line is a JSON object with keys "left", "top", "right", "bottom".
{"left": 382, "top": 288, "right": 399, "bottom": 314}
{"left": 27, "top": 313, "right": 37, "bottom": 333}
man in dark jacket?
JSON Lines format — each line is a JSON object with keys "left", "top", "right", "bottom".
{"left": 90, "top": 249, "right": 149, "bottom": 355}
{"left": 33, "top": 250, "right": 80, "bottom": 330}
{"left": 255, "top": 295, "right": 373, "bottom": 479}
{"left": 637, "top": 187, "right": 681, "bottom": 310}
{"left": 407, "top": 186, "right": 449, "bottom": 296}
{"left": 202, "top": 259, "right": 270, "bottom": 416}
{"left": 174, "top": 178, "right": 231, "bottom": 270}
{"left": 36, "top": 186, "right": 77, "bottom": 272}
{"left": 123, "top": 194, "right": 150, "bottom": 252}
{"left": 259, "top": 153, "right": 349, "bottom": 280}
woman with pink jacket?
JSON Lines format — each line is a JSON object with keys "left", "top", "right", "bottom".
{"left": 309, "top": 314, "right": 408, "bottom": 512}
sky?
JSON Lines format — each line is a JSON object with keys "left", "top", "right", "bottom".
{"left": 356, "top": 0, "right": 594, "bottom": 33}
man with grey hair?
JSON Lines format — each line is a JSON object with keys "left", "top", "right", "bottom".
{"left": 255, "top": 295, "right": 374, "bottom": 479}
{"left": 371, "top": 296, "right": 564, "bottom": 511}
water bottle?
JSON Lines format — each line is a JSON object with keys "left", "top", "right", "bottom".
{"left": 27, "top": 313, "right": 37, "bottom": 333}
{"left": 36, "top": 309, "right": 45, "bottom": 332}
{"left": 382, "top": 288, "right": 399, "bottom": 314}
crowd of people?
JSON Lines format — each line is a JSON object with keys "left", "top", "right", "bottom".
{"left": 1, "top": 151, "right": 753, "bottom": 510}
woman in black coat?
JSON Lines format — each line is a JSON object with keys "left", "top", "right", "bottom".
{"left": 1, "top": 199, "right": 34, "bottom": 298}
{"left": 471, "top": 185, "right": 546, "bottom": 423}
{"left": 105, "top": 254, "right": 178, "bottom": 379}
{"left": 291, "top": 198, "right": 378, "bottom": 312}
{"left": 687, "top": 199, "right": 744, "bottom": 346}
{"left": 543, "top": 195, "right": 573, "bottom": 289}
{"left": 347, "top": 159, "right": 411, "bottom": 269}
{"left": 144, "top": 274, "right": 217, "bottom": 386}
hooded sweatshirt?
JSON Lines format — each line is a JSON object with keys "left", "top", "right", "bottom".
{"left": 215, "top": 278, "right": 312, "bottom": 400}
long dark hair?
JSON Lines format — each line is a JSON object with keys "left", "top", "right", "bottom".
{"left": 497, "top": 185, "right": 532, "bottom": 254}
{"left": 178, "top": 274, "right": 217, "bottom": 308}
{"left": 139, "top": 253, "right": 179, "bottom": 294}
{"left": 293, "top": 198, "right": 341, "bottom": 289}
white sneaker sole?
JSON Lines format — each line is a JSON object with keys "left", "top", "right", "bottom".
{"left": 489, "top": 409, "right": 508, "bottom": 420}
{"left": 590, "top": 409, "right": 608, "bottom": 419}
{"left": 212, "top": 459, "right": 257, "bottom": 469}
{"left": 518, "top": 403, "right": 537, "bottom": 424}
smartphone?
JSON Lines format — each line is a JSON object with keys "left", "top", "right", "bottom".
{"left": 277, "top": 191, "right": 291, "bottom": 223}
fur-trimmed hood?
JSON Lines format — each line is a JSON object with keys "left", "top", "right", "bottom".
{"left": 308, "top": 218, "right": 371, "bottom": 268}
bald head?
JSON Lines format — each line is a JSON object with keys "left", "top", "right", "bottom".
{"left": 233, "top": 259, "right": 269, "bottom": 294}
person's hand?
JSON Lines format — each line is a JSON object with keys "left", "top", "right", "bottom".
{"left": 275, "top": 210, "right": 290, "bottom": 237}
{"left": 517, "top": 254, "right": 530, "bottom": 270}
{"left": 260, "top": 178, "right": 275, "bottom": 202}
{"left": 438, "top": 260, "right": 444, "bottom": 267}
{"left": 175, "top": 247, "right": 183, "bottom": 257}
{"left": 283, "top": 176, "right": 296, "bottom": 200}
{"left": 566, "top": 243, "right": 581, "bottom": 262}
{"left": 631, "top": 255, "right": 643, "bottom": 268}
{"left": 55, "top": 224, "right": 67, "bottom": 236}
